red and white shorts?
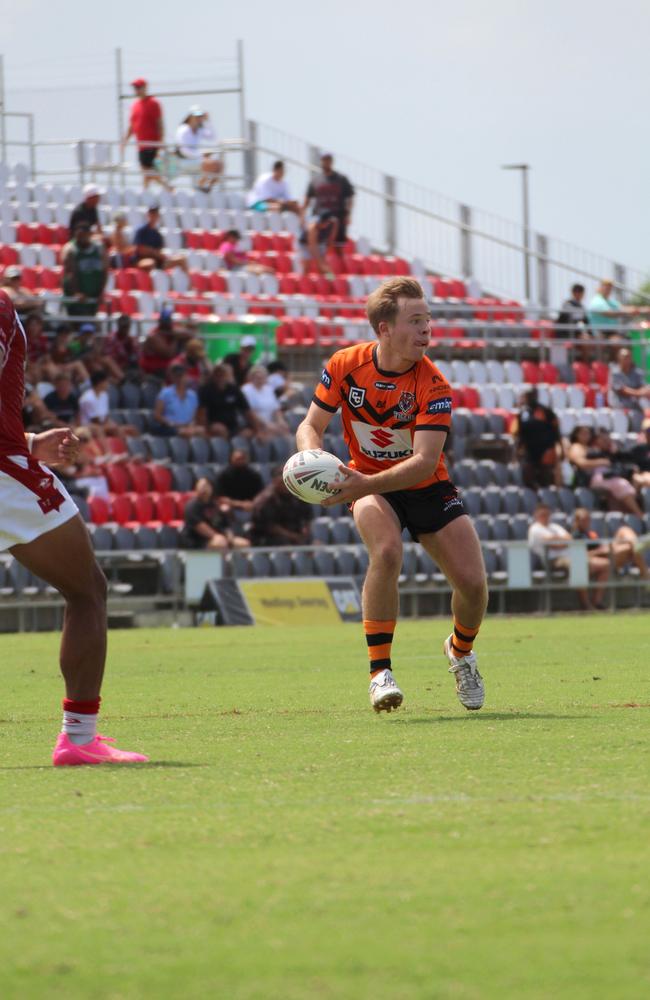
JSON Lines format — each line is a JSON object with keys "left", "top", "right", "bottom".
{"left": 0, "top": 455, "right": 78, "bottom": 551}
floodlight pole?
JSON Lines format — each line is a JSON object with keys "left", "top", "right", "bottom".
{"left": 502, "top": 163, "right": 531, "bottom": 302}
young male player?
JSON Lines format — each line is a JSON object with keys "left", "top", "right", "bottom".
{"left": 296, "top": 277, "right": 488, "bottom": 712}
{"left": 0, "top": 290, "right": 148, "bottom": 765}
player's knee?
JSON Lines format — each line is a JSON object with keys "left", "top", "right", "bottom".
{"left": 458, "top": 571, "right": 489, "bottom": 611}
{"left": 371, "top": 541, "right": 402, "bottom": 577}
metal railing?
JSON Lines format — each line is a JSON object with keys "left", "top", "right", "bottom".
{"left": 1, "top": 120, "right": 649, "bottom": 311}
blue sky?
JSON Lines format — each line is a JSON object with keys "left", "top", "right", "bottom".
{"left": 2, "top": 0, "right": 649, "bottom": 282}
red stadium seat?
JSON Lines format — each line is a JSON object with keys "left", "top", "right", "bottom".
{"left": 462, "top": 387, "right": 481, "bottom": 409}
{"left": 88, "top": 496, "right": 110, "bottom": 525}
{"left": 105, "top": 437, "right": 128, "bottom": 456}
{"left": 148, "top": 463, "right": 173, "bottom": 493}
{"left": 114, "top": 270, "right": 138, "bottom": 291}
{"left": 209, "top": 273, "right": 228, "bottom": 293}
{"left": 572, "top": 361, "right": 591, "bottom": 386}
{"left": 110, "top": 494, "right": 134, "bottom": 525}
{"left": 521, "top": 361, "right": 540, "bottom": 384}
{"left": 279, "top": 275, "right": 299, "bottom": 295}
{"left": 129, "top": 493, "right": 156, "bottom": 525}
{"left": 126, "top": 463, "right": 152, "bottom": 494}
{"left": 0, "top": 246, "right": 20, "bottom": 266}
{"left": 591, "top": 361, "right": 609, "bottom": 387}
{"left": 104, "top": 465, "right": 131, "bottom": 494}
{"left": 538, "top": 362, "right": 558, "bottom": 384}
{"left": 153, "top": 492, "right": 178, "bottom": 524}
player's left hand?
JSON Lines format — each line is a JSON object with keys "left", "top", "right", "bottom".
{"left": 32, "top": 428, "right": 81, "bottom": 466}
{"left": 321, "top": 465, "right": 371, "bottom": 506}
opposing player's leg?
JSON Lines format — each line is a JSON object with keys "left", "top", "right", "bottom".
{"left": 10, "top": 514, "right": 148, "bottom": 764}
{"left": 420, "top": 515, "right": 488, "bottom": 710}
{"left": 353, "top": 495, "right": 404, "bottom": 713}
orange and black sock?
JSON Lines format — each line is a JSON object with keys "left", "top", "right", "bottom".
{"left": 450, "top": 618, "right": 480, "bottom": 659}
{"left": 364, "top": 619, "right": 396, "bottom": 676}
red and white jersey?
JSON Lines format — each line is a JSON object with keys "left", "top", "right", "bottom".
{"left": 0, "top": 289, "right": 29, "bottom": 458}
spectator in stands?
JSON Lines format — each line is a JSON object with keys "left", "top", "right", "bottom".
{"left": 572, "top": 506, "right": 650, "bottom": 609}
{"left": 79, "top": 369, "right": 123, "bottom": 437}
{"left": 42, "top": 372, "right": 80, "bottom": 426}
{"left": 107, "top": 211, "right": 133, "bottom": 269}
{"left": 215, "top": 449, "right": 265, "bottom": 511}
{"left": 247, "top": 160, "right": 300, "bottom": 214}
{"left": 608, "top": 348, "right": 650, "bottom": 411}
{"left": 515, "top": 389, "right": 562, "bottom": 488}
{"left": 242, "top": 365, "right": 290, "bottom": 437}
{"left": 250, "top": 466, "right": 313, "bottom": 547}
{"left": 217, "top": 229, "right": 273, "bottom": 275}
{"left": 122, "top": 77, "right": 169, "bottom": 189}
{"left": 68, "top": 184, "right": 103, "bottom": 237}
{"left": 567, "top": 425, "right": 644, "bottom": 516}
{"left": 139, "top": 307, "right": 190, "bottom": 378}
{"left": 223, "top": 335, "right": 257, "bottom": 386}
{"left": 151, "top": 363, "right": 205, "bottom": 438}
{"left": 62, "top": 223, "right": 108, "bottom": 317}
{"left": 556, "top": 283, "right": 593, "bottom": 358}
{"left": 1, "top": 265, "right": 41, "bottom": 316}
{"left": 23, "top": 311, "right": 49, "bottom": 365}
{"left": 175, "top": 107, "right": 222, "bottom": 192}
{"left": 171, "top": 337, "right": 211, "bottom": 388}
{"left": 588, "top": 279, "right": 650, "bottom": 337}
{"left": 42, "top": 326, "right": 90, "bottom": 387}
{"left": 298, "top": 214, "right": 338, "bottom": 276}
{"left": 180, "top": 477, "right": 249, "bottom": 550}
{"left": 132, "top": 206, "right": 188, "bottom": 272}
{"left": 106, "top": 314, "right": 140, "bottom": 376}
{"left": 620, "top": 424, "right": 650, "bottom": 482}
{"left": 303, "top": 152, "right": 354, "bottom": 256}
{"left": 267, "top": 359, "right": 302, "bottom": 406}
{"left": 197, "top": 362, "right": 257, "bottom": 438}
{"left": 68, "top": 323, "right": 124, "bottom": 384}
{"left": 527, "top": 503, "right": 571, "bottom": 575}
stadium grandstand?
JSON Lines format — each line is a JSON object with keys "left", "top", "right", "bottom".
{"left": 1, "top": 98, "right": 649, "bottom": 631}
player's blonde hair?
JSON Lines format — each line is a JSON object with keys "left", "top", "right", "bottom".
{"left": 366, "top": 277, "right": 426, "bottom": 334}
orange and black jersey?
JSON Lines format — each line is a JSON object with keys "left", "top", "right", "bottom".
{"left": 313, "top": 342, "right": 452, "bottom": 489}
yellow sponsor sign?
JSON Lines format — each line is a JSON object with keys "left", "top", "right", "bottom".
{"left": 239, "top": 579, "right": 341, "bottom": 626}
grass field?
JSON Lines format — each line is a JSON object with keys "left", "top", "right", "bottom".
{"left": 1, "top": 615, "right": 649, "bottom": 1000}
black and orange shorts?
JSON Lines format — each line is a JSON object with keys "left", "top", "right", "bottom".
{"left": 381, "top": 481, "right": 466, "bottom": 541}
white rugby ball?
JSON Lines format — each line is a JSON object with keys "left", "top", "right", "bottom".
{"left": 282, "top": 449, "right": 346, "bottom": 504}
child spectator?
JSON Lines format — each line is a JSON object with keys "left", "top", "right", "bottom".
{"left": 217, "top": 230, "right": 273, "bottom": 274}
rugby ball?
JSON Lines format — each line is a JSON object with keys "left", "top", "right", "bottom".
{"left": 282, "top": 449, "right": 346, "bottom": 504}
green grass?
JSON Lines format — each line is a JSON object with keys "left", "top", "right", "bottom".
{"left": 1, "top": 616, "right": 650, "bottom": 999}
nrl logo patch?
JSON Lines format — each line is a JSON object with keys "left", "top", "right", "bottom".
{"left": 348, "top": 386, "right": 366, "bottom": 408}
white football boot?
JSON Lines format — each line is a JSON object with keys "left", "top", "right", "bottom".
{"left": 369, "top": 668, "right": 404, "bottom": 713}
{"left": 443, "top": 635, "right": 485, "bottom": 711}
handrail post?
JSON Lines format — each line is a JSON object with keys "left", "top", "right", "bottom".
{"left": 613, "top": 262, "right": 627, "bottom": 301}
{"left": 384, "top": 174, "right": 396, "bottom": 254}
{"left": 245, "top": 119, "right": 257, "bottom": 191}
{"left": 536, "top": 233, "right": 549, "bottom": 307}
{"left": 459, "top": 203, "right": 472, "bottom": 279}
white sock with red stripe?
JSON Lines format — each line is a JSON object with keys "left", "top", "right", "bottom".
{"left": 62, "top": 698, "right": 100, "bottom": 746}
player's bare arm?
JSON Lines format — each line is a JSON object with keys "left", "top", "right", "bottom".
{"left": 295, "top": 402, "right": 332, "bottom": 450}
{"left": 29, "top": 428, "right": 81, "bottom": 466}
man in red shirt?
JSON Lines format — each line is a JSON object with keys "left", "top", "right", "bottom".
{"left": 0, "top": 290, "right": 148, "bottom": 766}
{"left": 297, "top": 277, "right": 488, "bottom": 714}
{"left": 122, "top": 78, "right": 169, "bottom": 189}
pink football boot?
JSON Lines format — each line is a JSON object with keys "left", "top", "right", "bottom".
{"left": 52, "top": 733, "right": 149, "bottom": 766}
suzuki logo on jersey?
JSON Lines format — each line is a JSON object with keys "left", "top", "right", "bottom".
{"left": 370, "top": 428, "right": 393, "bottom": 448}
{"left": 348, "top": 386, "right": 366, "bottom": 408}
{"left": 426, "top": 396, "right": 452, "bottom": 414}
{"left": 352, "top": 421, "right": 413, "bottom": 461}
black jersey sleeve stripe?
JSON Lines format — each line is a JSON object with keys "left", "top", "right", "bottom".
{"left": 312, "top": 395, "right": 338, "bottom": 413}
{"left": 413, "top": 424, "right": 449, "bottom": 433}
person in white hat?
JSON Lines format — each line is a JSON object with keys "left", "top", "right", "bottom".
{"left": 1, "top": 264, "right": 41, "bottom": 315}
{"left": 174, "top": 105, "right": 222, "bottom": 192}
{"left": 68, "top": 184, "right": 104, "bottom": 238}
